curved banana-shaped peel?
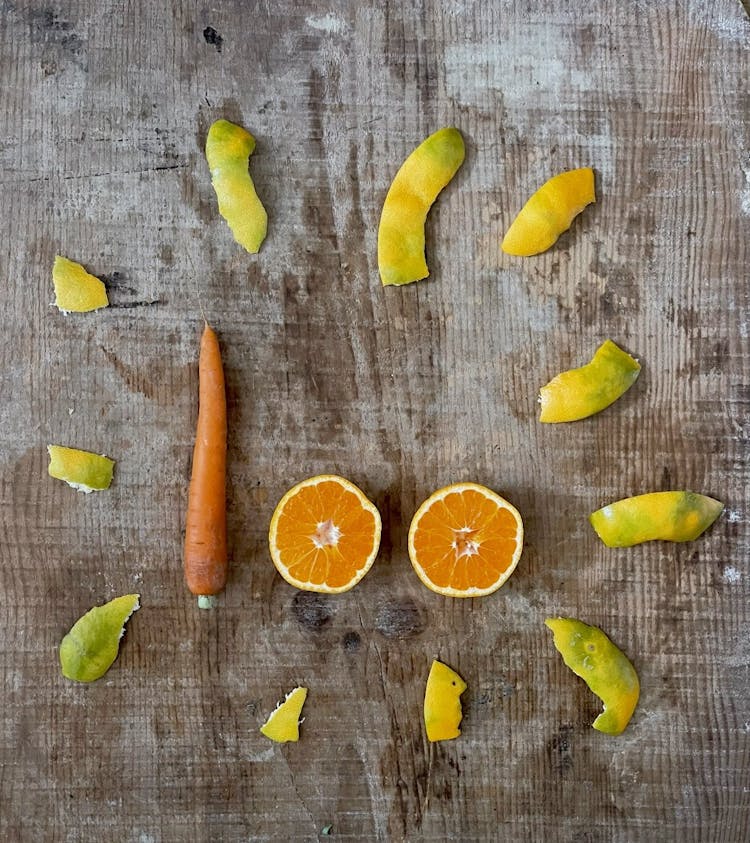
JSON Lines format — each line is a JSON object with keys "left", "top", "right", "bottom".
{"left": 546, "top": 618, "right": 639, "bottom": 735}
{"left": 539, "top": 340, "right": 640, "bottom": 423}
{"left": 206, "top": 119, "right": 268, "bottom": 253}
{"left": 590, "top": 491, "right": 724, "bottom": 547}
{"left": 378, "top": 128, "right": 465, "bottom": 286}
{"left": 502, "top": 168, "right": 595, "bottom": 256}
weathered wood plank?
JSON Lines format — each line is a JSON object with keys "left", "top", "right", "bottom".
{"left": 0, "top": 0, "right": 748, "bottom": 840}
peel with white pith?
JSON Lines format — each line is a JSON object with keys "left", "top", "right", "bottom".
{"left": 52, "top": 256, "right": 109, "bottom": 313}
{"left": 260, "top": 687, "right": 308, "bottom": 742}
{"left": 59, "top": 594, "right": 140, "bottom": 682}
{"left": 47, "top": 445, "right": 115, "bottom": 492}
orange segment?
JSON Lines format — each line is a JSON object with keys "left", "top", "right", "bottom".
{"left": 268, "top": 475, "right": 382, "bottom": 593}
{"left": 408, "top": 483, "right": 524, "bottom": 597}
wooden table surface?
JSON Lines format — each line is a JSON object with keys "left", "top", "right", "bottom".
{"left": 2, "top": 1, "right": 749, "bottom": 840}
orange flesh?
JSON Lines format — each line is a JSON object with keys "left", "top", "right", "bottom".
{"left": 412, "top": 489, "right": 520, "bottom": 590}
{"left": 274, "top": 480, "right": 378, "bottom": 588}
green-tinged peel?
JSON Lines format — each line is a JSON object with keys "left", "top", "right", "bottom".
{"left": 206, "top": 119, "right": 267, "bottom": 253}
{"left": 539, "top": 340, "right": 641, "bottom": 423}
{"left": 60, "top": 594, "right": 140, "bottom": 682}
{"left": 378, "top": 128, "right": 465, "bottom": 286}
{"left": 546, "top": 617, "right": 639, "bottom": 735}
{"left": 590, "top": 491, "right": 724, "bottom": 547}
{"left": 47, "top": 445, "right": 115, "bottom": 492}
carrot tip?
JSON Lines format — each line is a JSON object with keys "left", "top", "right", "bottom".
{"left": 197, "top": 595, "right": 217, "bottom": 610}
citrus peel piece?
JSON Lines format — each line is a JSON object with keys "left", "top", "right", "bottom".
{"left": 47, "top": 445, "right": 115, "bottom": 492}
{"left": 52, "top": 256, "right": 109, "bottom": 313}
{"left": 59, "top": 594, "right": 140, "bottom": 682}
{"left": 545, "top": 617, "right": 639, "bottom": 735}
{"left": 206, "top": 119, "right": 268, "bottom": 253}
{"left": 539, "top": 340, "right": 641, "bottom": 423}
{"left": 502, "top": 167, "right": 595, "bottom": 256}
{"left": 378, "top": 127, "right": 465, "bottom": 285}
{"left": 260, "top": 687, "right": 308, "bottom": 742}
{"left": 424, "top": 660, "right": 467, "bottom": 742}
{"left": 590, "top": 491, "right": 723, "bottom": 547}
{"left": 408, "top": 482, "right": 524, "bottom": 597}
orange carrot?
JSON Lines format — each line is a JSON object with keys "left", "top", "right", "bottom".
{"left": 184, "top": 323, "right": 227, "bottom": 607}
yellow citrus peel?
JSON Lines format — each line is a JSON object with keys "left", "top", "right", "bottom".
{"left": 260, "top": 687, "right": 308, "bottom": 742}
{"left": 502, "top": 167, "right": 595, "bottom": 256}
{"left": 378, "top": 127, "right": 465, "bottom": 286}
{"left": 59, "top": 594, "right": 140, "bottom": 682}
{"left": 539, "top": 340, "right": 641, "bottom": 423}
{"left": 424, "top": 660, "right": 467, "bottom": 742}
{"left": 52, "top": 256, "right": 109, "bottom": 313}
{"left": 206, "top": 119, "right": 267, "bottom": 253}
{"left": 47, "top": 445, "right": 115, "bottom": 492}
{"left": 546, "top": 618, "right": 639, "bottom": 735}
{"left": 590, "top": 491, "right": 723, "bottom": 547}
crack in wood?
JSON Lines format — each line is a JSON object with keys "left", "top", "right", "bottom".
{"left": 281, "top": 754, "right": 319, "bottom": 837}
{"left": 3, "top": 164, "right": 185, "bottom": 185}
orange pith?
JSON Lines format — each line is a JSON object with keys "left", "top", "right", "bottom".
{"left": 269, "top": 475, "right": 382, "bottom": 593}
{"left": 408, "top": 483, "right": 524, "bottom": 597}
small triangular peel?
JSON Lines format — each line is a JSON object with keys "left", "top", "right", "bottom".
{"left": 260, "top": 687, "right": 308, "bottom": 742}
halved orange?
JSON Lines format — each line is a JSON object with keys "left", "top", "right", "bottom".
{"left": 408, "top": 482, "right": 524, "bottom": 597}
{"left": 268, "top": 475, "right": 382, "bottom": 593}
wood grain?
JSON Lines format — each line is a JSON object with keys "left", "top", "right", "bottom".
{"left": 1, "top": 0, "right": 748, "bottom": 840}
